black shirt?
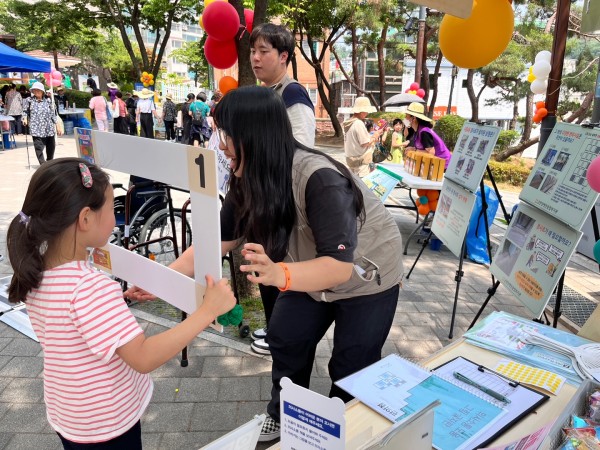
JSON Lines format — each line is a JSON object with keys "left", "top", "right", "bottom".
{"left": 220, "top": 167, "right": 357, "bottom": 263}
{"left": 87, "top": 77, "right": 98, "bottom": 91}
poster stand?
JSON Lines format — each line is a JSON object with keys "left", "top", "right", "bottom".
{"left": 406, "top": 167, "right": 511, "bottom": 338}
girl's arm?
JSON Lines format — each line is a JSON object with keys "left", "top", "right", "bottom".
{"left": 240, "top": 243, "right": 353, "bottom": 292}
{"left": 117, "top": 275, "right": 235, "bottom": 373}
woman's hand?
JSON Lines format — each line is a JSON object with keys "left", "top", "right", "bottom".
{"left": 239, "top": 243, "right": 285, "bottom": 289}
{"left": 124, "top": 285, "right": 157, "bottom": 302}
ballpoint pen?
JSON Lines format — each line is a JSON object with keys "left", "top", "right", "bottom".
{"left": 453, "top": 372, "right": 512, "bottom": 404}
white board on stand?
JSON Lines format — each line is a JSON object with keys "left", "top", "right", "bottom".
{"left": 75, "top": 129, "right": 222, "bottom": 314}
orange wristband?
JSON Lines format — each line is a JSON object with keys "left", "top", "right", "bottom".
{"left": 278, "top": 262, "right": 291, "bottom": 292}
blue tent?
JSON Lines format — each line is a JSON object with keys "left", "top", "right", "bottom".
{"left": 0, "top": 42, "right": 51, "bottom": 73}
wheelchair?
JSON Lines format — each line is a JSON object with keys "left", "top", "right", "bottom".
{"left": 111, "top": 175, "right": 192, "bottom": 267}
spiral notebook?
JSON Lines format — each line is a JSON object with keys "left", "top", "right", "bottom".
{"left": 335, "top": 354, "right": 545, "bottom": 450}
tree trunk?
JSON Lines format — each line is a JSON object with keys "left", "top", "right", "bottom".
{"left": 447, "top": 67, "right": 456, "bottom": 115}
{"left": 377, "top": 20, "right": 388, "bottom": 109}
{"left": 231, "top": 0, "right": 255, "bottom": 87}
{"left": 427, "top": 50, "right": 443, "bottom": 117}
{"left": 521, "top": 91, "right": 534, "bottom": 142}
{"left": 466, "top": 69, "right": 478, "bottom": 122}
{"left": 509, "top": 84, "right": 519, "bottom": 130}
{"left": 351, "top": 26, "right": 360, "bottom": 86}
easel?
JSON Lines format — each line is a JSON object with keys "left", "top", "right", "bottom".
{"left": 405, "top": 165, "right": 511, "bottom": 338}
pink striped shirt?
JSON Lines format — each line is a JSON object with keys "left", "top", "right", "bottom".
{"left": 26, "top": 261, "right": 152, "bottom": 443}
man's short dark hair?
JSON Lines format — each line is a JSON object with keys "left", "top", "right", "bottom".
{"left": 249, "top": 23, "right": 295, "bottom": 66}
{"left": 196, "top": 92, "right": 207, "bottom": 102}
{"left": 187, "top": 93, "right": 196, "bottom": 100}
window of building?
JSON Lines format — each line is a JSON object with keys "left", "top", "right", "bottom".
{"left": 428, "top": 73, "right": 440, "bottom": 89}
{"left": 307, "top": 88, "right": 318, "bottom": 106}
{"left": 301, "top": 40, "right": 318, "bottom": 56}
{"left": 462, "top": 79, "right": 468, "bottom": 88}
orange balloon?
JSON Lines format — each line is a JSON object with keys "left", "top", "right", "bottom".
{"left": 199, "top": 15, "right": 204, "bottom": 29}
{"left": 537, "top": 107, "right": 548, "bottom": 118}
{"left": 418, "top": 204, "right": 430, "bottom": 216}
{"left": 429, "top": 200, "right": 438, "bottom": 211}
{"left": 533, "top": 114, "right": 542, "bottom": 123}
{"left": 417, "top": 189, "right": 428, "bottom": 197}
{"left": 439, "top": 0, "right": 514, "bottom": 69}
{"left": 535, "top": 101, "right": 546, "bottom": 109}
{"left": 426, "top": 190, "right": 439, "bottom": 201}
{"left": 218, "top": 76, "right": 238, "bottom": 94}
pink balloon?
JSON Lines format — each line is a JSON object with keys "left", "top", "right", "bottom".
{"left": 244, "top": 9, "right": 254, "bottom": 33}
{"left": 49, "top": 78, "right": 62, "bottom": 87}
{"left": 203, "top": 1, "right": 240, "bottom": 41}
{"left": 43, "top": 72, "right": 51, "bottom": 80}
{"left": 587, "top": 156, "right": 600, "bottom": 193}
{"left": 52, "top": 70, "right": 62, "bottom": 80}
{"left": 416, "top": 88, "right": 426, "bottom": 98}
{"left": 410, "top": 82, "right": 420, "bottom": 91}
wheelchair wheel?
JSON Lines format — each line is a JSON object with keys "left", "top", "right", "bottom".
{"left": 138, "top": 209, "right": 192, "bottom": 266}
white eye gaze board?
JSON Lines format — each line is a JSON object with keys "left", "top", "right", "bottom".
{"left": 75, "top": 129, "right": 222, "bottom": 314}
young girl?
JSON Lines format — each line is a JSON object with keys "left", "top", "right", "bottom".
{"left": 6, "top": 158, "right": 235, "bottom": 449}
{"left": 390, "top": 118, "right": 409, "bottom": 164}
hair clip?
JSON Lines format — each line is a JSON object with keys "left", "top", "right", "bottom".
{"left": 18, "top": 211, "right": 30, "bottom": 225}
{"left": 79, "top": 163, "right": 93, "bottom": 188}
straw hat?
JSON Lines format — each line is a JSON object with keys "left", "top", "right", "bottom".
{"left": 405, "top": 102, "right": 433, "bottom": 123}
{"left": 137, "top": 88, "right": 154, "bottom": 99}
{"left": 352, "top": 96, "right": 376, "bottom": 114}
{"left": 107, "top": 82, "right": 118, "bottom": 89}
{"left": 165, "top": 93, "right": 172, "bottom": 100}
{"left": 30, "top": 81, "right": 45, "bottom": 92}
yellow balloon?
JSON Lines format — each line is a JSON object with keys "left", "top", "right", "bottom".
{"left": 199, "top": 15, "right": 204, "bottom": 29}
{"left": 527, "top": 73, "right": 536, "bottom": 83}
{"left": 143, "top": 71, "right": 148, "bottom": 76}
{"left": 529, "top": 66, "right": 534, "bottom": 73}
{"left": 439, "top": 0, "right": 514, "bottom": 69}
{"left": 204, "top": 0, "right": 226, "bottom": 7}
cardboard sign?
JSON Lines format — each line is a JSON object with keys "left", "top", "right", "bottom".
{"left": 75, "top": 129, "right": 222, "bottom": 314}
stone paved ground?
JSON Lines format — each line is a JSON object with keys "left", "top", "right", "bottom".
{"left": 0, "top": 134, "right": 597, "bottom": 449}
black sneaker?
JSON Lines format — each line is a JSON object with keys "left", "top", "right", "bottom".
{"left": 258, "top": 416, "right": 280, "bottom": 442}
{"left": 250, "top": 338, "right": 270, "bottom": 355}
{"left": 251, "top": 327, "right": 267, "bottom": 341}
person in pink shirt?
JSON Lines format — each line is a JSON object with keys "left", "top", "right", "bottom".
{"left": 6, "top": 158, "right": 236, "bottom": 448}
{"left": 88, "top": 89, "right": 109, "bottom": 131}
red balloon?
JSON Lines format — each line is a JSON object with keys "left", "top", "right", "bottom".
{"left": 410, "top": 82, "right": 420, "bottom": 91}
{"left": 244, "top": 9, "right": 254, "bottom": 33}
{"left": 204, "top": 37, "right": 238, "bottom": 69}
{"left": 203, "top": 1, "right": 240, "bottom": 41}
{"left": 416, "top": 88, "right": 426, "bottom": 98}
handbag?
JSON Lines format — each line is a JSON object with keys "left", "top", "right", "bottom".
{"left": 372, "top": 141, "right": 391, "bottom": 163}
{"left": 105, "top": 98, "right": 113, "bottom": 121}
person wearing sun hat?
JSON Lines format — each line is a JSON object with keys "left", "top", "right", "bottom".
{"left": 22, "top": 81, "right": 63, "bottom": 164}
{"left": 107, "top": 81, "right": 119, "bottom": 102}
{"left": 343, "top": 96, "right": 384, "bottom": 177}
{"left": 403, "top": 102, "right": 452, "bottom": 169}
{"left": 162, "top": 93, "right": 176, "bottom": 142}
{"left": 135, "top": 88, "right": 160, "bottom": 138}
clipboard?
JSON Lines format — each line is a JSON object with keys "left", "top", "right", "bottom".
{"left": 433, "top": 356, "right": 549, "bottom": 448}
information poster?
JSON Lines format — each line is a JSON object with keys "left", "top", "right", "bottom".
{"left": 490, "top": 203, "right": 582, "bottom": 318}
{"left": 445, "top": 122, "right": 501, "bottom": 193}
{"left": 519, "top": 122, "right": 600, "bottom": 230}
{"left": 431, "top": 179, "right": 477, "bottom": 257}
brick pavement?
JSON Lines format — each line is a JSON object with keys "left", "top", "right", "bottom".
{"left": 0, "top": 134, "right": 598, "bottom": 449}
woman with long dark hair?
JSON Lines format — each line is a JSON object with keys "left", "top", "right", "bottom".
{"left": 126, "top": 86, "right": 404, "bottom": 442}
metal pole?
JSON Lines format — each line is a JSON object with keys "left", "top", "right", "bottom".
{"left": 537, "top": 0, "right": 571, "bottom": 156}
{"left": 414, "top": 6, "right": 426, "bottom": 84}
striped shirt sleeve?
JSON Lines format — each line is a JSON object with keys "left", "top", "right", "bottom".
{"left": 70, "top": 273, "right": 143, "bottom": 364}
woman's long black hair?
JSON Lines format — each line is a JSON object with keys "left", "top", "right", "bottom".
{"left": 213, "top": 86, "right": 364, "bottom": 262}
{"left": 6, "top": 158, "right": 110, "bottom": 303}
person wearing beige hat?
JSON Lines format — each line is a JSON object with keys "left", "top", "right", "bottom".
{"left": 403, "top": 102, "right": 452, "bottom": 168}
{"left": 135, "top": 88, "right": 160, "bottom": 139}
{"left": 162, "top": 93, "right": 176, "bottom": 142}
{"left": 343, "top": 96, "right": 384, "bottom": 177}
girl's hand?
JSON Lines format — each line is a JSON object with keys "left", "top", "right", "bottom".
{"left": 201, "top": 275, "right": 236, "bottom": 318}
{"left": 124, "top": 285, "right": 156, "bottom": 302}
{"left": 240, "top": 243, "right": 285, "bottom": 289}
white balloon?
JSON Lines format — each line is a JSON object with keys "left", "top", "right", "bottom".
{"left": 535, "top": 50, "right": 552, "bottom": 63}
{"left": 532, "top": 60, "right": 551, "bottom": 79}
{"left": 530, "top": 78, "right": 548, "bottom": 95}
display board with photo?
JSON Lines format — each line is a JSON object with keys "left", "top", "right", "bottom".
{"left": 445, "top": 122, "right": 501, "bottom": 193}
{"left": 490, "top": 203, "right": 582, "bottom": 318}
{"left": 520, "top": 122, "right": 600, "bottom": 230}
{"left": 431, "top": 179, "right": 477, "bottom": 257}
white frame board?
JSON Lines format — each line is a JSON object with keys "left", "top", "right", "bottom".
{"left": 75, "top": 128, "right": 221, "bottom": 314}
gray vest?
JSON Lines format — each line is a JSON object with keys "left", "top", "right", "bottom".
{"left": 288, "top": 149, "right": 404, "bottom": 302}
